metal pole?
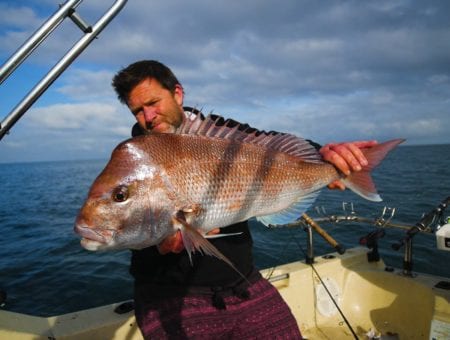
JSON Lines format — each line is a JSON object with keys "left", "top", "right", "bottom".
{"left": 0, "top": 0, "right": 83, "bottom": 84}
{"left": 403, "top": 238, "right": 414, "bottom": 276}
{"left": 305, "top": 224, "right": 314, "bottom": 264}
{"left": 0, "top": 0, "right": 128, "bottom": 140}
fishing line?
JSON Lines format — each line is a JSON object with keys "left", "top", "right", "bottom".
{"left": 288, "top": 228, "right": 359, "bottom": 340}
{"left": 264, "top": 233, "right": 295, "bottom": 280}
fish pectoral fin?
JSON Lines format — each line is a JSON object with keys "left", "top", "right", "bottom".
{"left": 181, "top": 203, "right": 202, "bottom": 216}
{"left": 173, "top": 213, "right": 230, "bottom": 263}
{"left": 172, "top": 213, "right": 247, "bottom": 281}
{"left": 205, "top": 232, "right": 243, "bottom": 239}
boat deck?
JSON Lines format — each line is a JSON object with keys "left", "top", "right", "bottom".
{"left": 1, "top": 247, "right": 449, "bottom": 339}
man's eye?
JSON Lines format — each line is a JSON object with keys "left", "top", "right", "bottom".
{"left": 112, "top": 186, "right": 129, "bottom": 202}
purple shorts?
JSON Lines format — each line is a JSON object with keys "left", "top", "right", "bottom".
{"left": 134, "top": 276, "right": 303, "bottom": 339}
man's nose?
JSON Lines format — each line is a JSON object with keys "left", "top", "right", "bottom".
{"left": 143, "top": 106, "right": 157, "bottom": 122}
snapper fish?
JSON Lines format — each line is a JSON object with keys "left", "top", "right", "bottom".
{"left": 74, "top": 114, "right": 403, "bottom": 270}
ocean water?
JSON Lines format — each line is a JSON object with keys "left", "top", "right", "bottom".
{"left": 1, "top": 144, "right": 449, "bottom": 317}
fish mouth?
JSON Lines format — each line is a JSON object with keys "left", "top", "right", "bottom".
{"left": 74, "top": 224, "right": 116, "bottom": 250}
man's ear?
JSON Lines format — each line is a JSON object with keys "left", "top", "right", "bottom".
{"left": 174, "top": 84, "right": 184, "bottom": 106}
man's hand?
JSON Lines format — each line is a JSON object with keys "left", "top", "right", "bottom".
{"left": 157, "top": 230, "right": 184, "bottom": 254}
{"left": 157, "top": 228, "right": 221, "bottom": 254}
{"left": 320, "top": 140, "right": 378, "bottom": 190}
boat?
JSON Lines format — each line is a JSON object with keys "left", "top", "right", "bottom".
{"left": 1, "top": 2, "right": 449, "bottom": 339}
{"left": 1, "top": 197, "right": 449, "bottom": 339}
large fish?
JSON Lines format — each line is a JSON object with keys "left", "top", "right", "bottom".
{"left": 74, "top": 115, "right": 403, "bottom": 269}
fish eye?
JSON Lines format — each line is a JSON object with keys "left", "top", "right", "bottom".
{"left": 112, "top": 186, "right": 129, "bottom": 202}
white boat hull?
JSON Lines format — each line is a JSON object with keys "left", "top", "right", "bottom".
{"left": 1, "top": 247, "right": 449, "bottom": 339}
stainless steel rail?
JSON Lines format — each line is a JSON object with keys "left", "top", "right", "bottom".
{"left": 0, "top": 0, "right": 128, "bottom": 140}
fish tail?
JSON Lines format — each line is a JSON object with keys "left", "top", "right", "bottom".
{"left": 341, "top": 139, "right": 405, "bottom": 202}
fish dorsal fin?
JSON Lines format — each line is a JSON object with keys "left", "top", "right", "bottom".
{"left": 177, "top": 112, "right": 322, "bottom": 163}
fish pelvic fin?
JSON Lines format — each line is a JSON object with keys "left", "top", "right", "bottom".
{"left": 342, "top": 139, "right": 405, "bottom": 202}
{"left": 172, "top": 212, "right": 249, "bottom": 282}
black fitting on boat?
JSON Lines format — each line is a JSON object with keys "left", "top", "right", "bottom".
{"left": 0, "top": 289, "right": 6, "bottom": 307}
{"left": 114, "top": 301, "right": 134, "bottom": 314}
{"left": 435, "top": 281, "right": 450, "bottom": 290}
{"left": 360, "top": 229, "right": 385, "bottom": 262}
{"left": 334, "top": 243, "right": 346, "bottom": 255}
{"left": 67, "top": 8, "right": 93, "bottom": 33}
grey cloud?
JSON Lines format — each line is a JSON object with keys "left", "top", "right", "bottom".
{"left": 27, "top": 102, "right": 133, "bottom": 134}
{"left": 0, "top": 3, "right": 41, "bottom": 29}
{"left": 56, "top": 69, "right": 116, "bottom": 100}
{"left": 1, "top": 0, "right": 449, "bottom": 163}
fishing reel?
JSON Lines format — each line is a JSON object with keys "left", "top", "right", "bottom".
{"left": 436, "top": 222, "right": 450, "bottom": 251}
{"left": 436, "top": 218, "right": 450, "bottom": 252}
{"left": 430, "top": 196, "right": 450, "bottom": 252}
{"left": 392, "top": 196, "right": 450, "bottom": 252}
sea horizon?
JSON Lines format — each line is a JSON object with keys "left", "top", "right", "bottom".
{"left": 1, "top": 141, "right": 449, "bottom": 166}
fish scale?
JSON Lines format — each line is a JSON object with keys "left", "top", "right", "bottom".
{"left": 153, "top": 135, "right": 329, "bottom": 227}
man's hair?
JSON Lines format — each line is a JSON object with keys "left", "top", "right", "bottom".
{"left": 112, "top": 60, "right": 181, "bottom": 104}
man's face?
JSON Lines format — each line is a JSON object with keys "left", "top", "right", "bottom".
{"left": 127, "top": 78, "right": 184, "bottom": 133}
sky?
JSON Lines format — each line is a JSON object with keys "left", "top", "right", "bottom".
{"left": 0, "top": 0, "right": 449, "bottom": 163}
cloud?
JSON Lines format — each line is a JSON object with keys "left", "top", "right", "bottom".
{"left": 0, "top": 3, "right": 41, "bottom": 30}
{"left": 395, "top": 119, "right": 442, "bottom": 136}
{"left": 1, "top": 100, "right": 135, "bottom": 163}
{"left": 0, "top": 4, "right": 42, "bottom": 58}
{"left": 1, "top": 0, "right": 449, "bottom": 163}
{"left": 27, "top": 102, "right": 132, "bottom": 135}
{"left": 56, "top": 68, "right": 116, "bottom": 100}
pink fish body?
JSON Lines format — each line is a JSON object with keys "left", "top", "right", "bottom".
{"left": 74, "top": 115, "right": 403, "bottom": 266}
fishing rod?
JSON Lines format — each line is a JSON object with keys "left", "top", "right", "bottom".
{"left": 289, "top": 216, "right": 359, "bottom": 340}
{"left": 301, "top": 213, "right": 345, "bottom": 255}
{"left": 279, "top": 213, "right": 346, "bottom": 256}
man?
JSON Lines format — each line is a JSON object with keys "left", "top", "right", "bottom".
{"left": 112, "top": 60, "right": 376, "bottom": 339}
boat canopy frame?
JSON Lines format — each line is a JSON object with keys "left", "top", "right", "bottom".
{"left": 0, "top": 0, "right": 128, "bottom": 141}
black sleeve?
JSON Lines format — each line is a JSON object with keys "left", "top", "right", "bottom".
{"left": 131, "top": 123, "right": 142, "bottom": 137}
